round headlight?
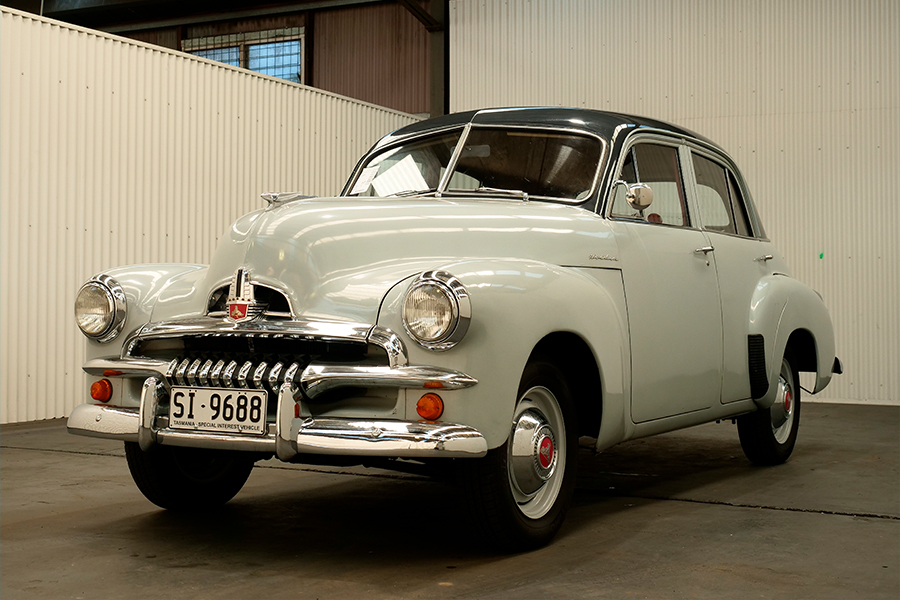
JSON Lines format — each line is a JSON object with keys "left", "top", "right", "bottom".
{"left": 402, "top": 271, "right": 471, "bottom": 351}
{"left": 75, "top": 275, "right": 126, "bottom": 342}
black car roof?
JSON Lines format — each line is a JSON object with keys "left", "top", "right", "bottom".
{"left": 376, "top": 106, "right": 719, "bottom": 150}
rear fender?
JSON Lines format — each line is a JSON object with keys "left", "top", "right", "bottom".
{"left": 749, "top": 274, "right": 836, "bottom": 408}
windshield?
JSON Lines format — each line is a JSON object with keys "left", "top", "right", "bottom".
{"left": 348, "top": 130, "right": 461, "bottom": 197}
{"left": 346, "top": 126, "right": 603, "bottom": 202}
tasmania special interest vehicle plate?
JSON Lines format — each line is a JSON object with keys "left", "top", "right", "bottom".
{"left": 168, "top": 387, "right": 267, "bottom": 435}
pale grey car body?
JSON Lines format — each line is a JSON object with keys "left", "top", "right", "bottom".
{"left": 69, "top": 107, "right": 840, "bottom": 548}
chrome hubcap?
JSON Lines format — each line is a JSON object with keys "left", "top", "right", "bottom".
{"left": 508, "top": 386, "right": 565, "bottom": 519}
{"left": 771, "top": 358, "right": 795, "bottom": 444}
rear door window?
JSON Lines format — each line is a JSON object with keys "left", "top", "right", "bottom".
{"left": 691, "top": 152, "right": 756, "bottom": 237}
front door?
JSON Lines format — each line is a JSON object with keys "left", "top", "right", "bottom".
{"left": 608, "top": 139, "right": 723, "bottom": 423}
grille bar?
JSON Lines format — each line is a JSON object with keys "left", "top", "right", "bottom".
{"left": 165, "top": 357, "right": 303, "bottom": 393}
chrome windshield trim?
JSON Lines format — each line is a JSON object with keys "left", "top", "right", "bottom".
{"left": 345, "top": 122, "right": 607, "bottom": 206}
{"left": 436, "top": 122, "right": 472, "bottom": 194}
{"left": 300, "top": 363, "right": 478, "bottom": 399}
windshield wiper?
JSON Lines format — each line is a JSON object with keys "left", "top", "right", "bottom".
{"left": 385, "top": 188, "right": 438, "bottom": 198}
{"left": 473, "top": 186, "right": 530, "bottom": 201}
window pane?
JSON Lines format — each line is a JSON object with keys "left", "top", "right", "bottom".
{"left": 348, "top": 131, "right": 462, "bottom": 196}
{"left": 726, "top": 171, "right": 752, "bottom": 237}
{"left": 192, "top": 46, "right": 240, "bottom": 67}
{"left": 447, "top": 129, "right": 602, "bottom": 200}
{"left": 611, "top": 143, "right": 688, "bottom": 226}
{"left": 249, "top": 40, "right": 302, "bottom": 84}
{"left": 692, "top": 154, "right": 736, "bottom": 234}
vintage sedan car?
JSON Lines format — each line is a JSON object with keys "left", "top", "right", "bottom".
{"left": 69, "top": 107, "right": 841, "bottom": 549}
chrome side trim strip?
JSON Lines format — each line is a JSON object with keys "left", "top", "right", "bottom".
{"left": 294, "top": 418, "right": 488, "bottom": 457}
{"left": 300, "top": 363, "right": 478, "bottom": 399}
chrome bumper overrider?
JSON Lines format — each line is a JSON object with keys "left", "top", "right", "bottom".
{"left": 67, "top": 375, "right": 487, "bottom": 459}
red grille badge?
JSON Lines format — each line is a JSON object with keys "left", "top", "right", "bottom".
{"left": 226, "top": 269, "right": 260, "bottom": 323}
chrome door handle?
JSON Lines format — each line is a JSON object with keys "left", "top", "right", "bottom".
{"left": 755, "top": 254, "right": 774, "bottom": 262}
{"left": 694, "top": 246, "right": 715, "bottom": 254}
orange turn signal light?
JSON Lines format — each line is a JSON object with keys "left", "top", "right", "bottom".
{"left": 416, "top": 393, "right": 444, "bottom": 421}
{"left": 423, "top": 381, "right": 445, "bottom": 389}
{"left": 90, "top": 379, "right": 113, "bottom": 402}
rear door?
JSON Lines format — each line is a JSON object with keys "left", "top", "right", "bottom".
{"left": 683, "top": 146, "right": 781, "bottom": 403}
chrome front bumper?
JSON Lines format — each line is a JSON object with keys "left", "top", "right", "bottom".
{"left": 67, "top": 376, "right": 488, "bottom": 460}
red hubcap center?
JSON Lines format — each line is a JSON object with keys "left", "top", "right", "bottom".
{"left": 784, "top": 390, "right": 792, "bottom": 412}
{"left": 538, "top": 436, "right": 554, "bottom": 469}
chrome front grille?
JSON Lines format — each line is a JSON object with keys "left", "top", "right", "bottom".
{"left": 165, "top": 357, "right": 305, "bottom": 393}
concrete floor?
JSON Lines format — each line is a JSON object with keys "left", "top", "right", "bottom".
{"left": 1, "top": 403, "right": 897, "bottom": 599}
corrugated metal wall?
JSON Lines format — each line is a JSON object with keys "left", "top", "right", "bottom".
{"left": 0, "top": 7, "right": 420, "bottom": 423}
{"left": 449, "top": 0, "right": 899, "bottom": 405}
{"left": 313, "top": 3, "right": 430, "bottom": 115}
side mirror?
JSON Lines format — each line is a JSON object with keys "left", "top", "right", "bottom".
{"left": 626, "top": 183, "right": 653, "bottom": 211}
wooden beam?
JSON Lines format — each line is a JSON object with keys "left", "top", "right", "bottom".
{"left": 397, "top": 0, "right": 442, "bottom": 33}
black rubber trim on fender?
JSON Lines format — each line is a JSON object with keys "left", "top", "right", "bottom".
{"left": 748, "top": 334, "right": 768, "bottom": 399}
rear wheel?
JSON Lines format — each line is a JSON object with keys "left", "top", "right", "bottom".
{"left": 124, "top": 442, "right": 255, "bottom": 510}
{"left": 737, "top": 354, "right": 801, "bottom": 465}
{"left": 459, "top": 359, "right": 577, "bottom": 550}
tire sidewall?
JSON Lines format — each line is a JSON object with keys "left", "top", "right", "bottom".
{"left": 503, "top": 359, "right": 578, "bottom": 542}
{"left": 738, "top": 354, "right": 801, "bottom": 465}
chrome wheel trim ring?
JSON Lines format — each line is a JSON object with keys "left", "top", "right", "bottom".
{"left": 771, "top": 358, "right": 795, "bottom": 444}
{"left": 507, "top": 386, "right": 566, "bottom": 520}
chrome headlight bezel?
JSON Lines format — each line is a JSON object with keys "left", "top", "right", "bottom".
{"left": 402, "top": 270, "right": 471, "bottom": 351}
{"left": 75, "top": 274, "right": 127, "bottom": 343}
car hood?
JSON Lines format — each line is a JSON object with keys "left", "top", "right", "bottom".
{"left": 153, "top": 197, "right": 618, "bottom": 325}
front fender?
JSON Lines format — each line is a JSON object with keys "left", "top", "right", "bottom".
{"left": 83, "top": 264, "right": 207, "bottom": 361}
{"left": 376, "top": 259, "right": 630, "bottom": 450}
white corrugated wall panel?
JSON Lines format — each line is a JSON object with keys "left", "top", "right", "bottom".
{"left": 450, "top": 0, "right": 899, "bottom": 405}
{"left": 0, "top": 7, "right": 419, "bottom": 424}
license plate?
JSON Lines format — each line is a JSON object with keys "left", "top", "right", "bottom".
{"left": 169, "top": 387, "right": 268, "bottom": 435}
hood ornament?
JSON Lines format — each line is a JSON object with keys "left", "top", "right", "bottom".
{"left": 261, "top": 191, "right": 316, "bottom": 209}
{"left": 226, "top": 269, "right": 264, "bottom": 322}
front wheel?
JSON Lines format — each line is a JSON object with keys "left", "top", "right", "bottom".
{"left": 458, "top": 360, "right": 577, "bottom": 550}
{"left": 737, "top": 354, "right": 801, "bottom": 465}
{"left": 124, "top": 442, "right": 256, "bottom": 510}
